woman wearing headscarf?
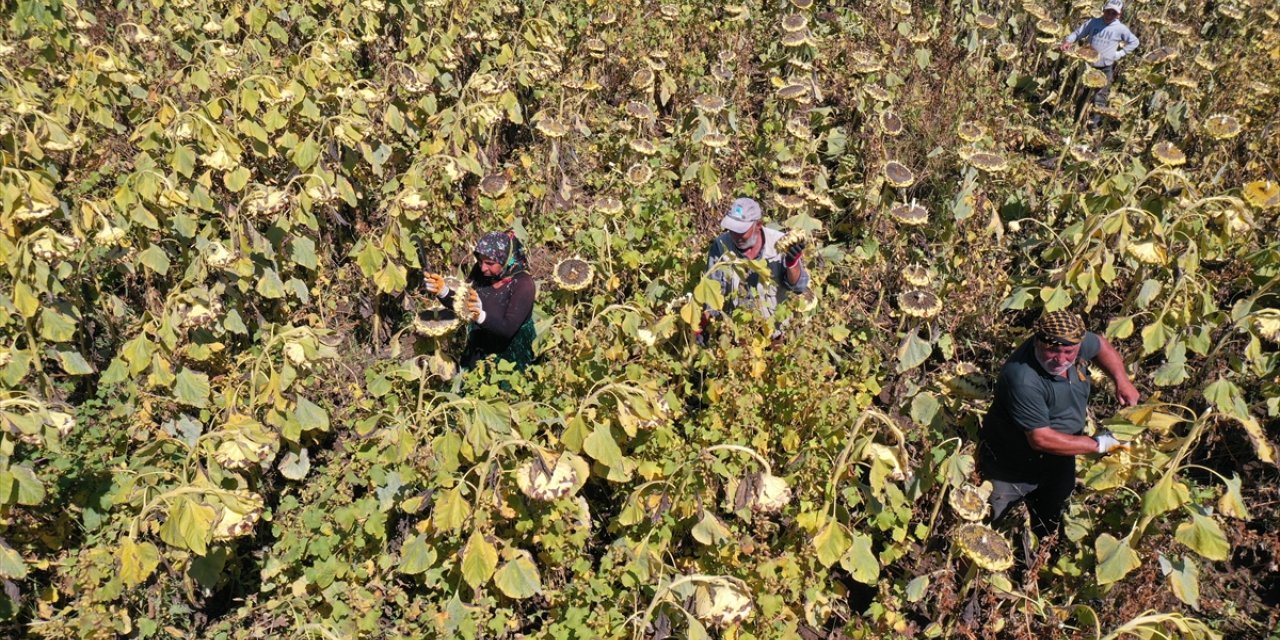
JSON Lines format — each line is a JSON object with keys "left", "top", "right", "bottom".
{"left": 424, "top": 230, "right": 537, "bottom": 369}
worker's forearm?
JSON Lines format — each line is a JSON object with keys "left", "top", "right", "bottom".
{"left": 785, "top": 261, "right": 803, "bottom": 285}
{"left": 1027, "top": 428, "right": 1100, "bottom": 456}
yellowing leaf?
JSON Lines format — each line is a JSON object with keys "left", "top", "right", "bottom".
{"left": 159, "top": 498, "right": 216, "bottom": 556}
{"left": 398, "top": 534, "right": 436, "bottom": 575}
{"left": 119, "top": 538, "right": 161, "bottom": 588}
{"left": 813, "top": 521, "right": 850, "bottom": 568}
{"left": 1175, "top": 512, "right": 1230, "bottom": 561}
{"left": 1095, "top": 533, "right": 1141, "bottom": 585}
{"left": 461, "top": 531, "right": 498, "bottom": 590}
{"left": 493, "top": 550, "right": 542, "bottom": 599}
{"left": 840, "top": 532, "right": 880, "bottom": 584}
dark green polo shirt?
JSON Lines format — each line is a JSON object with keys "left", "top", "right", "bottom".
{"left": 979, "top": 332, "right": 1101, "bottom": 477}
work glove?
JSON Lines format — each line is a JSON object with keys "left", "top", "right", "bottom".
{"left": 1095, "top": 430, "right": 1127, "bottom": 454}
{"left": 784, "top": 238, "right": 806, "bottom": 264}
{"left": 424, "top": 273, "right": 449, "bottom": 297}
{"left": 466, "top": 290, "right": 486, "bottom": 324}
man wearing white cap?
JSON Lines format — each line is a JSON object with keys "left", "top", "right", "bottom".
{"left": 1061, "top": 0, "right": 1140, "bottom": 126}
{"left": 701, "top": 197, "right": 809, "bottom": 338}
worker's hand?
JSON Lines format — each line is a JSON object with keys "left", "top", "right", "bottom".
{"left": 466, "top": 290, "right": 486, "bottom": 324}
{"left": 1059, "top": 41, "right": 1074, "bottom": 52}
{"left": 1094, "top": 430, "right": 1128, "bottom": 454}
{"left": 1115, "top": 380, "right": 1140, "bottom": 407}
{"left": 784, "top": 237, "right": 806, "bottom": 264}
{"left": 424, "top": 273, "right": 448, "bottom": 297}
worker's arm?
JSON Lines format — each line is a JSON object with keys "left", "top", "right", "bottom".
{"left": 1091, "top": 335, "right": 1140, "bottom": 406}
{"left": 1026, "top": 427, "right": 1106, "bottom": 456}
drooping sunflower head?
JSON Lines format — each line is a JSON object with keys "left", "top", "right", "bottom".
{"left": 901, "top": 263, "right": 932, "bottom": 287}
{"left": 880, "top": 110, "right": 904, "bottom": 136}
{"left": 1082, "top": 67, "right": 1109, "bottom": 89}
{"left": 413, "top": 300, "right": 461, "bottom": 337}
{"left": 967, "top": 151, "right": 1009, "bottom": 173}
{"left": 1242, "top": 180, "right": 1279, "bottom": 209}
{"left": 898, "top": 289, "right": 942, "bottom": 319}
{"left": 1203, "top": 114, "right": 1242, "bottom": 140}
{"left": 478, "top": 173, "right": 509, "bottom": 198}
{"left": 948, "top": 482, "right": 993, "bottom": 521}
{"left": 953, "top": 523, "right": 1015, "bottom": 571}
{"left": 889, "top": 201, "right": 929, "bottom": 226}
{"left": 1151, "top": 141, "right": 1187, "bottom": 167}
{"left": 553, "top": 257, "right": 594, "bottom": 292}
{"left": 884, "top": 161, "right": 915, "bottom": 188}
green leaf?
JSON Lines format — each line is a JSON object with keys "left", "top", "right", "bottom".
{"left": 0, "top": 538, "right": 28, "bottom": 580}
{"left": 56, "top": 350, "right": 95, "bottom": 375}
{"left": 461, "top": 531, "right": 498, "bottom": 590}
{"left": 1095, "top": 533, "right": 1141, "bottom": 585}
{"left": 1160, "top": 554, "right": 1200, "bottom": 610}
{"left": 294, "top": 396, "right": 329, "bottom": 432}
{"left": 277, "top": 447, "right": 310, "bottom": 480}
{"left": 173, "top": 368, "right": 211, "bottom": 407}
{"left": 5, "top": 465, "right": 45, "bottom": 506}
{"left": 896, "top": 330, "right": 932, "bottom": 373}
{"left": 137, "top": 245, "right": 171, "bottom": 275}
{"left": 583, "top": 424, "right": 625, "bottom": 469}
{"left": 840, "top": 532, "right": 880, "bottom": 584}
{"left": 1217, "top": 474, "right": 1250, "bottom": 520}
{"left": 12, "top": 281, "right": 39, "bottom": 318}
{"left": 905, "top": 574, "right": 929, "bottom": 603}
{"left": 1175, "top": 512, "right": 1230, "bottom": 561}
{"left": 691, "top": 511, "right": 731, "bottom": 545}
{"left": 173, "top": 145, "right": 197, "bottom": 178}
{"left": 256, "top": 268, "right": 286, "bottom": 299}
{"left": 290, "top": 236, "right": 318, "bottom": 269}
{"left": 158, "top": 498, "right": 215, "bottom": 555}
{"left": 223, "top": 166, "right": 251, "bottom": 192}
{"left": 398, "top": 534, "right": 437, "bottom": 575}
{"left": 373, "top": 262, "right": 407, "bottom": 293}
{"left": 692, "top": 277, "right": 725, "bottom": 311}
{"left": 119, "top": 538, "right": 161, "bottom": 588}
{"left": 40, "top": 307, "right": 77, "bottom": 342}
{"left": 1140, "top": 320, "right": 1171, "bottom": 356}
{"left": 434, "top": 487, "right": 471, "bottom": 532}
{"left": 813, "top": 521, "right": 850, "bottom": 568}
{"left": 492, "top": 551, "right": 542, "bottom": 599}
{"left": 1141, "top": 475, "right": 1190, "bottom": 518}
{"left": 909, "top": 392, "right": 940, "bottom": 427}
{"left": 292, "top": 136, "right": 321, "bottom": 170}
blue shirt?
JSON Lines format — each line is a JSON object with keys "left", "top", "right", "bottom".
{"left": 1066, "top": 18, "right": 1140, "bottom": 67}
{"left": 705, "top": 227, "right": 809, "bottom": 318}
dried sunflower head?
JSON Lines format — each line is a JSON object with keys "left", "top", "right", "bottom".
{"left": 1082, "top": 67, "right": 1109, "bottom": 89}
{"left": 692, "top": 94, "right": 727, "bottom": 114}
{"left": 630, "top": 67, "right": 655, "bottom": 90}
{"left": 957, "top": 121, "right": 985, "bottom": 142}
{"left": 863, "top": 83, "right": 891, "bottom": 102}
{"left": 516, "top": 452, "right": 583, "bottom": 501}
{"left": 948, "top": 482, "right": 993, "bottom": 521}
{"left": 629, "top": 138, "right": 658, "bottom": 155}
{"left": 701, "top": 132, "right": 730, "bottom": 149}
{"left": 1125, "top": 239, "right": 1168, "bottom": 265}
{"left": 478, "top": 173, "right": 509, "bottom": 198}
{"left": 974, "top": 13, "right": 998, "bottom": 30}
{"left": 880, "top": 111, "right": 904, "bottom": 136}
{"left": 595, "top": 196, "right": 624, "bottom": 215}
{"left": 1242, "top": 180, "right": 1279, "bottom": 209}
{"left": 453, "top": 283, "right": 481, "bottom": 322}
{"left": 898, "top": 289, "right": 942, "bottom": 318}
{"left": 750, "top": 472, "right": 793, "bottom": 513}
{"left": 953, "top": 522, "right": 1015, "bottom": 571}
{"left": 1069, "top": 45, "right": 1101, "bottom": 65}
{"left": 1203, "top": 114, "right": 1242, "bottom": 140}
{"left": 902, "top": 263, "right": 932, "bottom": 287}
{"left": 967, "top": 151, "right": 1009, "bottom": 173}
{"left": 1151, "top": 141, "right": 1186, "bottom": 167}
{"left": 777, "top": 82, "right": 811, "bottom": 102}
{"left": 413, "top": 301, "right": 461, "bottom": 337}
{"left": 1144, "top": 46, "right": 1179, "bottom": 64}
{"left": 695, "top": 582, "right": 754, "bottom": 628}
{"left": 889, "top": 201, "right": 929, "bottom": 226}
{"left": 781, "top": 13, "right": 808, "bottom": 32}
{"left": 884, "top": 161, "right": 915, "bottom": 188}
{"left": 775, "top": 194, "right": 807, "bottom": 211}
{"left": 626, "top": 163, "right": 652, "bottom": 186}
{"left": 996, "top": 42, "right": 1019, "bottom": 61}
{"left": 535, "top": 117, "right": 568, "bottom": 138}
{"left": 553, "top": 257, "right": 594, "bottom": 291}
{"left": 941, "top": 361, "right": 990, "bottom": 399}
{"left": 625, "top": 101, "right": 655, "bottom": 120}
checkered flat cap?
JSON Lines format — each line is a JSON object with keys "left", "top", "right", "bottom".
{"left": 1034, "top": 311, "right": 1085, "bottom": 345}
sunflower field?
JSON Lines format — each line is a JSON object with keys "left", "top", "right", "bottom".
{"left": 2, "top": 0, "right": 1279, "bottom": 637}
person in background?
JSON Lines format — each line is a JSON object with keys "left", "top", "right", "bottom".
{"left": 425, "top": 231, "right": 536, "bottom": 370}
{"left": 978, "top": 311, "right": 1140, "bottom": 545}
{"left": 698, "top": 196, "right": 809, "bottom": 343}
{"left": 1060, "top": 0, "right": 1140, "bottom": 127}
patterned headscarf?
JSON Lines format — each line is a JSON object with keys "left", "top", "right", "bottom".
{"left": 472, "top": 230, "right": 528, "bottom": 284}
{"left": 1034, "top": 311, "right": 1086, "bottom": 346}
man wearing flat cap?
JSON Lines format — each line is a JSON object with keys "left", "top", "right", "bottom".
{"left": 979, "top": 310, "right": 1140, "bottom": 542}
{"left": 1061, "top": 0, "right": 1140, "bottom": 127}
{"left": 700, "top": 197, "right": 809, "bottom": 340}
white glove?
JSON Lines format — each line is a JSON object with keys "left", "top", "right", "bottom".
{"left": 1095, "top": 430, "right": 1127, "bottom": 454}
{"left": 468, "top": 293, "right": 486, "bottom": 324}
{"left": 424, "top": 274, "right": 450, "bottom": 298}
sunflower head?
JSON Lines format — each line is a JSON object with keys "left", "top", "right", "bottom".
{"left": 879, "top": 111, "right": 904, "bottom": 136}
{"left": 1204, "top": 114, "right": 1242, "bottom": 140}
{"left": 515, "top": 452, "right": 583, "bottom": 501}
{"left": 1151, "top": 141, "right": 1187, "bottom": 167}
{"left": 553, "top": 257, "right": 594, "bottom": 291}
{"left": 413, "top": 300, "right": 461, "bottom": 337}
{"left": 888, "top": 201, "right": 929, "bottom": 226}
{"left": 948, "top": 482, "right": 993, "bottom": 521}
{"left": 953, "top": 522, "right": 1015, "bottom": 571}
{"left": 884, "top": 161, "right": 915, "bottom": 188}
{"left": 898, "top": 289, "right": 942, "bottom": 319}
{"left": 1242, "top": 180, "right": 1279, "bottom": 209}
